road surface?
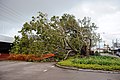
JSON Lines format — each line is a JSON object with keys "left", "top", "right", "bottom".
{"left": 0, "top": 61, "right": 120, "bottom": 80}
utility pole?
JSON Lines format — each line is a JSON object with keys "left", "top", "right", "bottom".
{"left": 98, "top": 39, "right": 101, "bottom": 53}
{"left": 112, "top": 40, "right": 114, "bottom": 55}
{"left": 103, "top": 41, "right": 105, "bottom": 53}
{"left": 98, "top": 33, "right": 101, "bottom": 53}
{"left": 116, "top": 39, "right": 118, "bottom": 48}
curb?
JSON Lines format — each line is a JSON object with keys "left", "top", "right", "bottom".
{"left": 55, "top": 64, "right": 120, "bottom": 74}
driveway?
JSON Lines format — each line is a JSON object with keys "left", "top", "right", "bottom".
{"left": 0, "top": 61, "right": 120, "bottom": 80}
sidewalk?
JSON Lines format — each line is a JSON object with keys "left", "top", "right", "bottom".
{"left": 100, "top": 53, "right": 120, "bottom": 58}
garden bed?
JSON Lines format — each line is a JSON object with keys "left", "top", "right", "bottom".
{"left": 58, "top": 56, "right": 120, "bottom": 71}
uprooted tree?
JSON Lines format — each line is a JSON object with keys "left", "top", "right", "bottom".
{"left": 11, "top": 12, "right": 100, "bottom": 59}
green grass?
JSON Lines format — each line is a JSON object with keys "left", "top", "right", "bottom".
{"left": 58, "top": 56, "right": 120, "bottom": 71}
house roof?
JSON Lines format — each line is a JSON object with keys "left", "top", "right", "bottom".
{"left": 0, "top": 35, "right": 14, "bottom": 43}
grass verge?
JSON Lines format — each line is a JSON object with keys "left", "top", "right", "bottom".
{"left": 58, "top": 56, "right": 120, "bottom": 71}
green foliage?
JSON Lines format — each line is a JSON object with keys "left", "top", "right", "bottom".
{"left": 11, "top": 12, "right": 99, "bottom": 59}
{"left": 72, "top": 56, "right": 120, "bottom": 66}
{"left": 58, "top": 56, "right": 120, "bottom": 71}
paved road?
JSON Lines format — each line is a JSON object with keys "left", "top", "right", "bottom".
{"left": 0, "top": 61, "right": 120, "bottom": 80}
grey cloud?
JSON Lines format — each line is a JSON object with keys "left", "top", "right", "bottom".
{"left": 0, "top": 0, "right": 83, "bottom": 37}
{"left": 0, "top": 0, "right": 81, "bottom": 17}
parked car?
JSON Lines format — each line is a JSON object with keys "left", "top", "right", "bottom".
{"left": 116, "top": 49, "right": 120, "bottom": 57}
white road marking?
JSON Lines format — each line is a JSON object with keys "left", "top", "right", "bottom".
{"left": 43, "top": 69, "right": 47, "bottom": 72}
{"left": 51, "top": 66, "right": 54, "bottom": 68}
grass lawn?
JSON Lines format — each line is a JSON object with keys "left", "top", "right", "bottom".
{"left": 58, "top": 56, "right": 120, "bottom": 71}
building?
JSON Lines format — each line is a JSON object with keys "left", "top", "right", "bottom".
{"left": 0, "top": 35, "right": 14, "bottom": 53}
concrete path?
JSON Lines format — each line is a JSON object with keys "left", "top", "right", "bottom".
{"left": 100, "top": 53, "right": 120, "bottom": 58}
{"left": 0, "top": 61, "right": 120, "bottom": 80}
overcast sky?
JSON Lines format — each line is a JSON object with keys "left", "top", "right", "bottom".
{"left": 0, "top": 0, "right": 120, "bottom": 46}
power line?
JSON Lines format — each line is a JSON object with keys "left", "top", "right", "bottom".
{"left": 0, "top": 3, "right": 25, "bottom": 37}
{"left": 0, "top": 6, "right": 23, "bottom": 22}
{"left": 0, "top": 3, "right": 27, "bottom": 23}
{"left": 0, "top": 13, "right": 21, "bottom": 23}
{"left": 0, "top": 5, "right": 21, "bottom": 18}
{"left": 0, "top": 3, "right": 24, "bottom": 18}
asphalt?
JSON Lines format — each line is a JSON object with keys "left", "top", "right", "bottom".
{"left": 0, "top": 61, "right": 120, "bottom": 80}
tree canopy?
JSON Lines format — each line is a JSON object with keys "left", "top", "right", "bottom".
{"left": 11, "top": 12, "right": 100, "bottom": 59}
